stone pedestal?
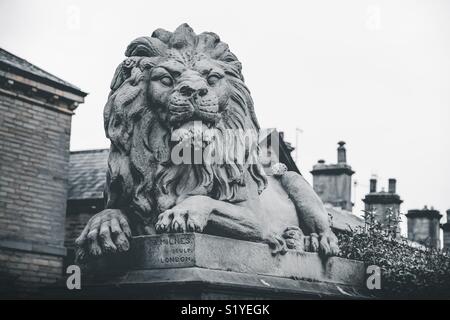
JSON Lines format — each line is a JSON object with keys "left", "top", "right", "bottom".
{"left": 59, "top": 233, "right": 369, "bottom": 299}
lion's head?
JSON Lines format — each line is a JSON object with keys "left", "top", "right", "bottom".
{"left": 103, "top": 24, "right": 267, "bottom": 232}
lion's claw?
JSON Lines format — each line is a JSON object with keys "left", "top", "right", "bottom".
{"left": 171, "top": 210, "right": 188, "bottom": 233}
{"left": 156, "top": 207, "right": 207, "bottom": 234}
{"left": 75, "top": 209, "right": 132, "bottom": 261}
{"left": 318, "top": 231, "right": 340, "bottom": 257}
{"left": 309, "top": 233, "right": 320, "bottom": 252}
{"left": 155, "top": 210, "right": 174, "bottom": 233}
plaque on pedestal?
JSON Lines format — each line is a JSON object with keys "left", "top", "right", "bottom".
{"left": 60, "top": 233, "right": 368, "bottom": 299}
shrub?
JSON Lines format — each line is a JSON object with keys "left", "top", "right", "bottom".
{"left": 337, "top": 209, "right": 450, "bottom": 298}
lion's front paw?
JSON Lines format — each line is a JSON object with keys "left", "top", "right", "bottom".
{"left": 155, "top": 196, "right": 212, "bottom": 233}
{"left": 155, "top": 208, "right": 208, "bottom": 233}
{"left": 75, "top": 209, "right": 132, "bottom": 262}
{"left": 318, "top": 231, "right": 340, "bottom": 257}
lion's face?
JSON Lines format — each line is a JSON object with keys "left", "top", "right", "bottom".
{"left": 148, "top": 54, "right": 232, "bottom": 142}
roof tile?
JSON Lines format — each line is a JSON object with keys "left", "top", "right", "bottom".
{"left": 68, "top": 149, "right": 109, "bottom": 200}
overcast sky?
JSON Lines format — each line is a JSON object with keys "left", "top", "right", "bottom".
{"left": 1, "top": 0, "right": 449, "bottom": 232}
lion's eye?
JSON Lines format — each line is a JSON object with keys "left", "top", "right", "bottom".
{"left": 207, "top": 74, "right": 220, "bottom": 86}
{"left": 160, "top": 76, "right": 173, "bottom": 86}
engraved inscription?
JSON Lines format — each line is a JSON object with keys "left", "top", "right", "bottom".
{"left": 134, "top": 233, "right": 196, "bottom": 269}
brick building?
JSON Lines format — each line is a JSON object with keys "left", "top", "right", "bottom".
{"left": 0, "top": 48, "right": 86, "bottom": 297}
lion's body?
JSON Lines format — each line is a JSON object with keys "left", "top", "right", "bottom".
{"left": 259, "top": 176, "right": 300, "bottom": 234}
{"left": 76, "top": 24, "right": 339, "bottom": 260}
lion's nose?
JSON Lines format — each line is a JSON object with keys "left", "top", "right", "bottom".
{"left": 180, "top": 85, "right": 196, "bottom": 97}
{"left": 179, "top": 85, "right": 208, "bottom": 97}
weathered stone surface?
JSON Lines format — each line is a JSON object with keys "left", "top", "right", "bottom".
{"left": 76, "top": 23, "right": 340, "bottom": 261}
{"left": 65, "top": 268, "right": 368, "bottom": 299}
{"left": 91, "top": 233, "right": 364, "bottom": 287}
{"left": 59, "top": 233, "right": 367, "bottom": 299}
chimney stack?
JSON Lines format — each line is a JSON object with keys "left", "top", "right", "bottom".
{"left": 311, "top": 141, "right": 354, "bottom": 211}
{"left": 388, "top": 178, "right": 396, "bottom": 193}
{"left": 407, "top": 207, "right": 442, "bottom": 248}
{"left": 370, "top": 179, "right": 377, "bottom": 193}
{"left": 337, "top": 141, "right": 346, "bottom": 163}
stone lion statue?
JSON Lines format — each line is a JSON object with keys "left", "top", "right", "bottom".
{"left": 76, "top": 24, "right": 339, "bottom": 261}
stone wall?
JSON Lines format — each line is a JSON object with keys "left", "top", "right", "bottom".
{"left": 0, "top": 48, "right": 86, "bottom": 297}
{"left": 0, "top": 95, "right": 71, "bottom": 243}
{"left": 0, "top": 94, "right": 71, "bottom": 294}
{"left": 0, "top": 249, "right": 63, "bottom": 297}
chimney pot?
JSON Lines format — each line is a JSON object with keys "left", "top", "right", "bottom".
{"left": 337, "top": 141, "right": 346, "bottom": 163}
{"left": 388, "top": 178, "right": 396, "bottom": 193}
{"left": 370, "top": 179, "right": 377, "bottom": 193}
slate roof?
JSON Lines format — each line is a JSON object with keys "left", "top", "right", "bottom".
{"left": 325, "top": 204, "right": 364, "bottom": 232}
{"left": 68, "top": 149, "right": 109, "bottom": 200}
{"left": 0, "top": 47, "right": 87, "bottom": 96}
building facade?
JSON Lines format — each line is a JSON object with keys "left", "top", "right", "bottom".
{"left": 0, "top": 48, "right": 86, "bottom": 296}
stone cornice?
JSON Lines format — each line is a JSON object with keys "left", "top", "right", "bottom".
{"left": 406, "top": 209, "right": 442, "bottom": 220}
{"left": 362, "top": 193, "right": 403, "bottom": 205}
{"left": 311, "top": 163, "right": 355, "bottom": 176}
{"left": 0, "top": 68, "right": 87, "bottom": 112}
{"left": 0, "top": 60, "right": 87, "bottom": 99}
{"left": 0, "top": 87, "right": 74, "bottom": 115}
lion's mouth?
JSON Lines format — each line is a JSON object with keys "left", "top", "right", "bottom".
{"left": 170, "top": 120, "right": 215, "bottom": 150}
{"left": 168, "top": 101, "right": 220, "bottom": 126}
